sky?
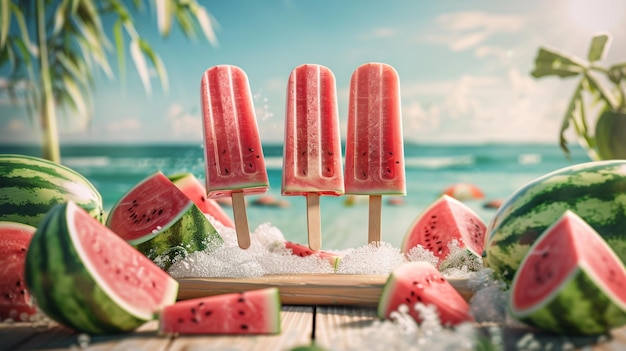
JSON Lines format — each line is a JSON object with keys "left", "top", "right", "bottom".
{"left": 1, "top": 0, "right": 626, "bottom": 145}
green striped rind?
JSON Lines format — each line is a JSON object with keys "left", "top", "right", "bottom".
{"left": 0, "top": 154, "right": 104, "bottom": 226}
{"left": 133, "top": 203, "right": 223, "bottom": 270}
{"left": 24, "top": 203, "right": 146, "bottom": 334}
{"left": 510, "top": 268, "right": 626, "bottom": 335}
{"left": 484, "top": 161, "right": 626, "bottom": 283}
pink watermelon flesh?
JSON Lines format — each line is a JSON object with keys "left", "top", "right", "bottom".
{"left": 285, "top": 241, "right": 341, "bottom": 267}
{"left": 72, "top": 202, "right": 178, "bottom": 316}
{"left": 401, "top": 195, "right": 485, "bottom": 264}
{"left": 0, "top": 222, "right": 37, "bottom": 320}
{"left": 107, "top": 172, "right": 193, "bottom": 242}
{"left": 511, "top": 211, "right": 626, "bottom": 311}
{"left": 159, "top": 288, "right": 281, "bottom": 335}
{"left": 169, "top": 173, "right": 235, "bottom": 229}
{"left": 378, "top": 261, "right": 473, "bottom": 326}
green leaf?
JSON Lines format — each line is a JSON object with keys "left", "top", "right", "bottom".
{"left": 62, "top": 73, "right": 88, "bottom": 120}
{"left": 608, "top": 62, "right": 626, "bottom": 84}
{"left": 57, "top": 51, "right": 88, "bottom": 85}
{"left": 584, "top": 71, "right": 619, "bottom": 110}
{"left": 587, "top": 32, "right": 611, "bottom": 62}
{"left": 130, "top": 39, "right": 151, "bottom": 95}
{"left": 531, "top": 47, "right": 587, "bottom": 78}
{"left": 156, "top": 0, "right": 173, "bottom": 36}
{"left": 192, "top": 5, "right": 218, "bottom": 46}
{"left": 175, "top": 8, "right": 196, "bottom": 39}
{"left": 139, "top": 39, "right": 168, "bottom": 93}
{"left": 11, "top": 5, "right": 33, "bottom": 56}
{"left": 53, "top": 0, "right": 70, "bottom": 35}
{"left": 113, "top": 19, "right": 125, "bottom": 85}
{"left": 0, "top": 0, "right": 10, "bottom": 49}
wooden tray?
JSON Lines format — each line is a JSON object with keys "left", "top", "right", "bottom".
{"left": 176, "top": 274, "right": 472, "bottom": 306}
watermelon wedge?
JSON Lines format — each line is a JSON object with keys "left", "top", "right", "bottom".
{"left": 510, "top": 210, "right": 626, "bottom": 335}
{"left": 168, "top": 172, "right": 236, "bottom": 229}
{"left": 106, "top": 171, "right": 223, "bottom": 270}
{"left": 159, "top": 288, "right": 281, "bottom": 335}
{"left": 378, "top": 261, "right": 473, "bottom": 326}
{"left": 0, "top": 221, "right": 37, "bottom": 321}
{"left": 25, "top": 201, "right": 179, "bottom": 334}
{"left": 401, "top": 195, "right": 486, "bottom": 267}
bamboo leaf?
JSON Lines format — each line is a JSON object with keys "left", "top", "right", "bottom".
{"left": 0, "top": 0, "right": 10, "bottom": 49}
{"left": 57, "top": 51, "right": 88, "bottom": 85}
{"left": 156, "top": 0, "right": 173, "bottom": 36}
{"left": 138, "top": 39, "right": 168, "bottom": 93}
{"left": 11, "top": 5, "right": 34, "bottom": 55}
{"left": 193, "top": 5, "right": 218, "bottom": 46}
{"left": 531, "top": 47, "right": 587, "bottom": 78}
{"left": 62, "top": 73, "right": 89, "bottom": 121}
{"left": 587, "top": 32, "right": 611, "bottom": 62}
{"left": 130, "top": 39, "right": 151, "bottom": 95}
{"left": 53, "top": 0, "right": 70, "bottom": 35}
{"left": 175, "top": 8, "right": 196, "bottom": 39}
{"left": 113, "top": 19, "right": 125, "bottom": 85}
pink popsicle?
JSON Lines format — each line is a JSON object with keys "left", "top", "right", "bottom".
{"left": 282, "top": 64, "right": 344, "bottom": 250}
{"left": 344, "top": 62, "right": 406, "bottom": 243}
{"left": 201, "top": 65, "right": 269, "bottom": 249}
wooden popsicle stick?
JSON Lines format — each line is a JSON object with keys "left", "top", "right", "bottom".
{"left": 231, "top": 191, "right": 251, "bottom": 249}
{"left": 368, "top": 195, "right": 382, "bottom": 243}
{"left": 306, "top": 193, "right": 322, "bottom": 250}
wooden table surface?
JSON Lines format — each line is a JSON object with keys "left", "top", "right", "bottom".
{"left": 2, "top": 306, "right": 626, "bottom": 351}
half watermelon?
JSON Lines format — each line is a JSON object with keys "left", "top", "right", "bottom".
{"left": 25, "top": 201, "right": 179, "bottom": 334}
{"left": 510, "top": 210, "right": 626, "bottom": 335}
{"left": 159, "top": 288, "right": 281, "bottom": 335}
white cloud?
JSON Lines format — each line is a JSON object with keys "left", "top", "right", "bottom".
{"left": 421, "top": 11, "right": 525, "bottom": 57}
{"left": 399, "top": 68, "right": 567, "bottom": 143}
{"left": 166, "top": 103, "right": 203, "bottom": 140}
{"left": 371, "top": 27, "right": 396, "bottom": 38}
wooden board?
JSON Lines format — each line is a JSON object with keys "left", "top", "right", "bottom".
{"left": 314, "top": 306, "right": 378, "bottom": 350}
{"left": 176, "top": 274, "right": 472, "bottom": 306}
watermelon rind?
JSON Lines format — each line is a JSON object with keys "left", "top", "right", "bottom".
{"left": 106, "top": 172, "right": 224, "bottom": 270}
{"left": 484, "top": 160, "right": 626, "bottom": 283}
{"left": 25, "top": 201, "right": 179, "bottom": 334}
{"left": 0, "top": 154, "right": 104, "bottom": 227}
{"left": 509, "top": 211, "right": 626, "bottom": 335}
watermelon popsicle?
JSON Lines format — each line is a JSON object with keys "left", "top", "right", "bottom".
{"left": 344, "top": 62, "right": 406, "bottom": 244}
{"left": 201, "top": 65, "right": 269, "bottom": 249}
{"left": 281, "top": 64, "right": 344, "bottom": 250}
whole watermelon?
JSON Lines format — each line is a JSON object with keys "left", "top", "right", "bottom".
{"left": 0, "top": 154, "right": 104, "bottom": 226}
{"left": 483, "top": 160, "right": 626, "bottom": 283}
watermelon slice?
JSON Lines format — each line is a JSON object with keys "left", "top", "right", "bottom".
{"left": 401, "top": 195, "right": 485, "bottom": 267}
{"left": 168, "top": 172, "right": 236, "bottom": 229}
{"left": 106, "top": 171, "right": 223, "bottom": 270}
{"left": 378, "top": 261, "right": 473, "bottom": 326}
{"left": 510, "top": 210, "right": 626, "bottom": 335}
{"left": 0, "top": 221, "right": 37, "bottom": 321}
{"left": 159, "top": 288, "right": 281, "bottom": 335}
{"left": 284, "top": 241, "right": 341, "bottom": 269}
{"left": 24, "top": 201, "right": 179, "bottom": 334}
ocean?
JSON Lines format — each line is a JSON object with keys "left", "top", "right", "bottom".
{"left": 1, "top": 142, "right": 591, "bottom": 250}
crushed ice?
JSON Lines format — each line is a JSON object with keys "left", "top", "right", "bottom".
{"left": 168, "top": 222, "right": 485, "bottom": 279}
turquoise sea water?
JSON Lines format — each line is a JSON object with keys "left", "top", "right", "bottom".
{"left": 1, "top": 143, "right": 590, "bottom": 250}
